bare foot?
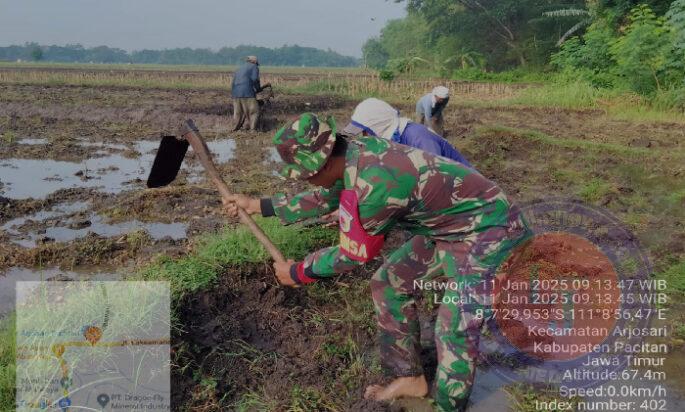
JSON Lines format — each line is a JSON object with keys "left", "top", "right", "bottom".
{"left": 364, "top": 375, "right": 429, "bottom": 401}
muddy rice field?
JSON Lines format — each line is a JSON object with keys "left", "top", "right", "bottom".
{"left": 1, "top": 69, "right": 685, "bottom": 411}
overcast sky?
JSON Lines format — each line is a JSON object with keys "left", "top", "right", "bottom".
{"left": 0, "top": 0, "right": 406, "bottom": 57}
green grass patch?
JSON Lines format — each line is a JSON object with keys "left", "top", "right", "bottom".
{"left": 666, "top": 188, "right": 685, "bottom": 206}
{"left": 232, "top": 385, "right": 342, "bottom": 412}
{"left": 505, "top": 384, "right": 581, "bottom": 412}
{"left": 0, "top": 315, "right": 16, "bottom": 412}
{"left": 1, "top": 131, "right": 16, "bottom": 145}
{"left": 550, "top": 167, "right": 585, "bottom": 186}
{"left": 507, "top": 80, "right": 619, "bottom": 110}
{"left": 655, "top": 260, "right": 685, "bottom": 296}
{"left": 137, "top": 217, "right": 336, "bottom": 298}
{"left": 479, "top": 125, "right": 655, "bottom": 157}
{"left": 232, "top": 390, "right": 279, "bottom": 412}
{"left": 451, "top": 67, "right": 553, "bottom": 83}
{"left": 674, "top": 324, "right": 685, "bottom": 340}
{"left": 507, "top": 80, "right": 685, "bottom": 124}
{"left": 287, "top": 385, "right": 340, "bottom": 412}
{"left": 577, "top": 178, "right": 613, "bottom": 203}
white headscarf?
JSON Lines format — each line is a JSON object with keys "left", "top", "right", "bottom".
{"left": 432, "top": 86, "right": 449, "bottom": 98}
{"left": 350, "top": 98, "right": 411, "bottom": 141}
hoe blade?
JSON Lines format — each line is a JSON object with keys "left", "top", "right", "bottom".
{"left": 146, "top": 136, "right": 190, "bottom": 188}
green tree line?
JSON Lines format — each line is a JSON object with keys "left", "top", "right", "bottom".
{"left": 364, "top": 0, "right": 685, "bottom": 108}
{"left": 0, "top": 43, "right": 360, "bottom": 67}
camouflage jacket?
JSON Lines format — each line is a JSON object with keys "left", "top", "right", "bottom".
{"left": 261, "top": 137, "right": 520, "bottom": 282}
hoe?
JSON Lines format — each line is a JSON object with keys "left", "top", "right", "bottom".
{"left": 146, "top": 119, "right": 285, "bottom": 263}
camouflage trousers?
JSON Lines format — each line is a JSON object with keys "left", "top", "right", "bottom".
{"left": 371, "top": 222, "right": 530, "bottom": 411}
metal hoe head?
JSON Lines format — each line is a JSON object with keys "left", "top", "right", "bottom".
{"left": 146, "top": 135, "right": 190, "bottom": 188}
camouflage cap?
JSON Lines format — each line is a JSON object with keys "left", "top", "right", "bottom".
{"left": 273, "top": 113, "right": 337, "bottom": 180}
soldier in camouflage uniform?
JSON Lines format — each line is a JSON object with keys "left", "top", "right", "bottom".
{"left": 224, "top": 113, "right": 531, "bottom": 411}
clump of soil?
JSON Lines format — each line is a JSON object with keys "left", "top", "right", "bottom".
{"left": 98, "top": 186, "right": 220, "bottom": 223}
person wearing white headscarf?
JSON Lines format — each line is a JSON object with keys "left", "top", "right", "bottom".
{"left": 342, "top": 98, "right": 471, "bottom": 167}
{"left": 415, "top": 85, "right": 450, "bottom": 135}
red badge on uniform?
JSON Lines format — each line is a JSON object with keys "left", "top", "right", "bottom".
{"left": 338, "top": 189, "right": 384, "bottom": 262}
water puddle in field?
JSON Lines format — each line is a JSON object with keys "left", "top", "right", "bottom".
{"left": 76, "top": 140, "right": 129, "bottom": 151}
{"left": 0, "top": 138, "right": 236, "bottom": 199}
{"left": 265, "top": 147, "right": 280, "bottom": 163}
{"left": 18, "top": 137, "right": 49, "bottom": 145}
{"left": 1, "top": 201, "right": 187, "bottom": 248}
{"left": 0, "top": 266, "right": 120, "bottom": 317}
{"left": 263, "top": 147, "right": 283, "bottom": 177}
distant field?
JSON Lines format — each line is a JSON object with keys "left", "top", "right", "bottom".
{"left": 2, "top": 62, "right": 684, "bottom": 125}
{"left": 0, "top": 62, "right": 532, "bottom": 109}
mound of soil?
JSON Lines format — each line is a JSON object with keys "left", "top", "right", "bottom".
{"left": 172, "top": 266, "right": 403, "bottom": 411}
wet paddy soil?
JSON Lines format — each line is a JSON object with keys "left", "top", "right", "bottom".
{"left": 1, "top": 80, "right": 684, "bottom": 410}
{"left": 172, "top": 266, "right": 388, "bottom": 411}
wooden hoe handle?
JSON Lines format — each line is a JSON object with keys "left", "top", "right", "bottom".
{"left": 180, "top": 119, "right": 286, "bottom": 263}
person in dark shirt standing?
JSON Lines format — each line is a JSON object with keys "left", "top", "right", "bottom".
{"left": 231, "top": 55, "right": 270, "bottom": 131}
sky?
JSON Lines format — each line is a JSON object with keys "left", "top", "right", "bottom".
{"left": 0, "top": 0, "right": 407, "bottom": 57}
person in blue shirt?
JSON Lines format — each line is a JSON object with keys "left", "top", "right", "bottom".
{"left": 231, "top": 56, "right": 270, "bottom": 131}
{"left": 342, "top": 98, "right": 472, "bottom": 168}
{"left": 416, "top": 86, "right": 450, "bottom": 136}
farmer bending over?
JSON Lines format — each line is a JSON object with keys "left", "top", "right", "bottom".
{"left": 224, "top": 113, "right": 531, "bottom": 411}
{"left": 416, "top": 86, "right": 449, "bottom": 136}
{"left": 343, "top": 97, "right": 472, "bottom": 168}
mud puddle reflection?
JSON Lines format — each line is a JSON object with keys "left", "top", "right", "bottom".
{"left": 2, "top": 201, "right": 187, "bottom": 248}
{"left": 1, "top": 138, "right": 236, "bottom": 199}
{"left": 18, "top": 138, "right": 49, "bottom": 146}
{"left": 263, "top": 147, "right": 284, "bottom": 177}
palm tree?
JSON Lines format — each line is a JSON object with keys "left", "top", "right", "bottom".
{"left": 543, "top": 8, "right": 593, "bottom": 46}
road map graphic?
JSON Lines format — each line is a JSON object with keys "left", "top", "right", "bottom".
{"left": 15, "top": 281, "right": 170, "bottom": 411}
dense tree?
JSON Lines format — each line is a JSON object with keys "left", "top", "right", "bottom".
{"left": 362, "top": 0, "right": 684, "bottom": 106}
{"left": 0, "top": 44, "right": 360, "bottom": 67}
{"left": 596, "top": 0, "right": 674, "bottom": 21}
{"left": 30, "top": 46, "right": 42, "bottom": 61}
{"left": 362, "top": 38, "right": 389, "bottom": 68}
{"left": 666, "top": 0, "right": 685, "bottom": 67}
{"left": 362, "top": 14, "right": 431, "bottom": 71}
{"left": 399, "top": 0, "right": 588, "bottom": 69}
{"left": 610, "top": 4, "right": 672, "bottom": 93}
{"left": 552, "top": 2, "right": 684, "bottom": 95}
